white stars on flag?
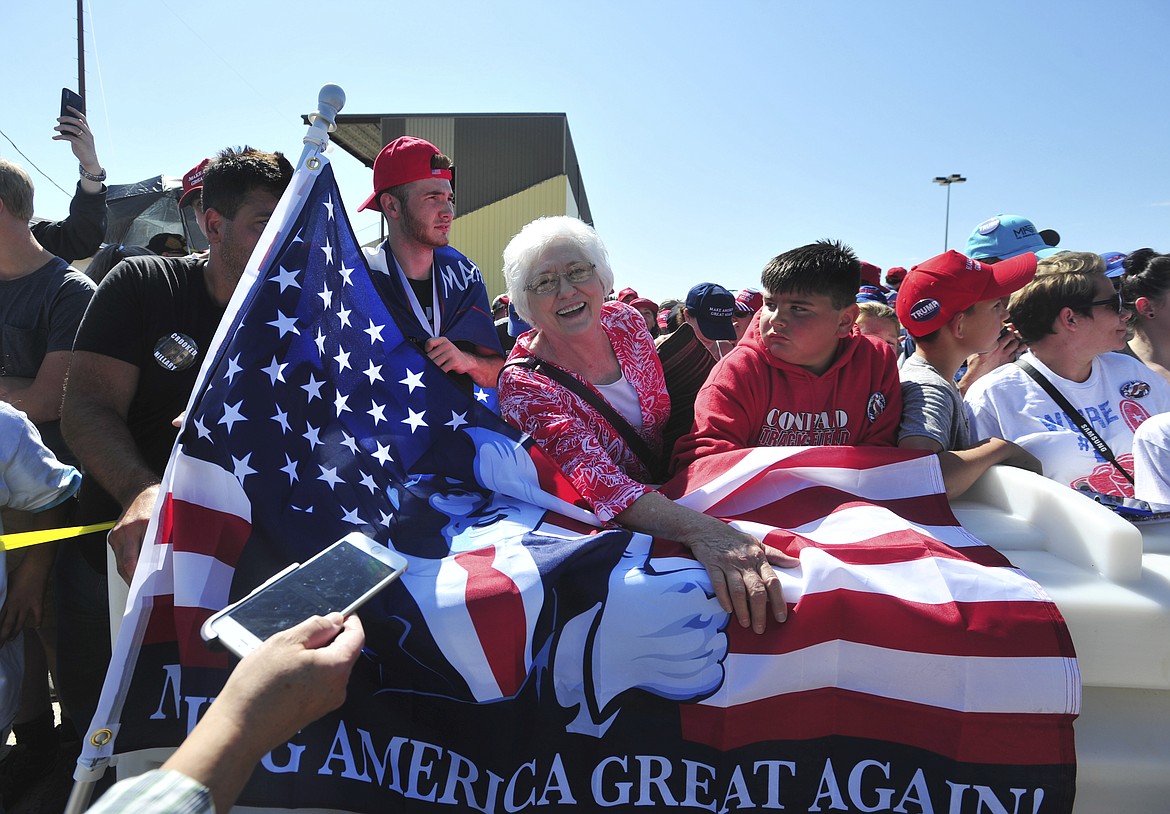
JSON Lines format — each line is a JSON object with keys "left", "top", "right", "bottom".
{"left": 318, "top": 465, "right": 343, "bottom": 490}
{"left": 219, "top": 401, "right": 246, "bottom": 432}
{"left": 178, "top": 160, "right": 510, "bottom": 541}
{"left": 302, "top": 373, "right": 324, "bottom": 402}
{"left": 364, "top": 320, "right": 386, "bottom": 345}
{"left": 446, "top": 411, "right": 469, "bottom": 431}
{"left": 372, "top": 442, "right": 394, "bottom": 466}
{"left": 225, "top": 354, "right": 243, "bottom": 385}
{"left": 231, "top": 453, "right": 257, "bottom": 484}
{"left": 271, "top": 407, "right": 291, "bottom": 434}
{"left": 261, "top": 357, "right": 288, "bottom": 385}
{"left": 268, "top": 311, "right": 299, "bottom": 338}
{"left": 271, "top": 265, "right": 301, "bottom": 292}
{"left": 402, "top": 408, "right": 427, "bottom": 433}
{"left": 400, "top": 369, "right": 425, "bottom": 393}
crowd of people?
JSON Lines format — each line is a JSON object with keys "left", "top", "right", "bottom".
{"left": 588, "top": 218, "right": 1170, "bottom": 508}
{"left": 494, "top": 212, "right": 1170, "bottom": 648}
{"left": 2, "top": 107, "right": 1170, "bottom": 811}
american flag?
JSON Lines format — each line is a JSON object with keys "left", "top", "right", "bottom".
{"left": 665, "top": 446, "right": 1079, "bottom": 771}
{"left": 80, "top": 158, "right": 1078, "bottom": 813}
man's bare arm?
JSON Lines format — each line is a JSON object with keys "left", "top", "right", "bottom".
{"left": 61, "top": 351, "right": 160, "bottom": 582}
{"left": 0, "top": 351, "right": 73, "bottom": 424}
{"left": 899, "top": 435, "right": 1042, "bottom": 499}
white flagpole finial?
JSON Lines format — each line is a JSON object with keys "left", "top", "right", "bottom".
{"left": 302, "top": 84, "right": 347, "bottom": 166}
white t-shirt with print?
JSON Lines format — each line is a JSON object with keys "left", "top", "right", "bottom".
{"left": 965, "top": 351, "right": 1170, "bottom": 498}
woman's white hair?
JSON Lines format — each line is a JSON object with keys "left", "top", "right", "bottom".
{"left": 501, "top": 216, "right": 614, "bottom": 327}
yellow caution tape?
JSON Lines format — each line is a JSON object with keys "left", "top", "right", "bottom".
{"left": 0, "top": 522, "right": 116, "bottom": 551}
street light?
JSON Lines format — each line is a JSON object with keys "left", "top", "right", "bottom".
{"left": 932, "top": 174, "right": 966, "bottom": 251}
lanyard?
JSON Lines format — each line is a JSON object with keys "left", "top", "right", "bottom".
{"left": 389, "top": 250, "right": 441, "bottom": 338}
{"left": 1015, "top": 358, "right": 1135, "bottom": 485}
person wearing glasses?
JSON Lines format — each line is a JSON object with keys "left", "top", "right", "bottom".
{"left": 496, "top": 216, "right": 798, "bottom": 635}
{"left": 965, "top": 252, "right": 1170, "bottom": 501}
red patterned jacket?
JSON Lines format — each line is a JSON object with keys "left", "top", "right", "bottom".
{"left": 499, "top": 301, "right": 670, "bottom": 522}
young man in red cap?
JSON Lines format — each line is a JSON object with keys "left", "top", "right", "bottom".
{"left": 359, "top": 137, "right": 502, "bottom": 393}
{"left": 895, "top": 249, "right": 1042, "bottom": 496}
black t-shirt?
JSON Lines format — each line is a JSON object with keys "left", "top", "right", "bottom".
{"left": 406, "top": 275, "right": 434, "bottom": 324}
{"left": 72, "top": 254, "right": 225, "bottom": 527}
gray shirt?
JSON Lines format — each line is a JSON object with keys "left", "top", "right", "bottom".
{"left": 898, "top": 354, "right": 972, "bottom": 451}
{"left": 0, "top": 257, "right": 96, "bottom": 464}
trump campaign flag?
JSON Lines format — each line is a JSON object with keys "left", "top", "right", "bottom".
{"left": 77, "top": 151, "right": 1078, "bottom": 813}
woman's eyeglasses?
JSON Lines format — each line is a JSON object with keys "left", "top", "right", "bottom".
{"left": 524, "top": 264, "right": 596, "bottom": 295}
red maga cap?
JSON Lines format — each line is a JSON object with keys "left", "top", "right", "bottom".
{"left": 178, "top": 158, "right": 211, "bottom": 208}
{"left": 359, "top": 137, "right": 453, "bottom": 212}
{"left": 734, "top": 287, "right": 763, "bottom": 314}
{"left": 629, "top": 297, "right": 659, "bottom": 315}
{"left": 896, "top": 250, "right": 1037, "bottom": 338}
{"left": 859, "top": 261, "right": 883, "bottom": 289}
{"left": 885, "top": 266, "right": 908, "bottom": 286}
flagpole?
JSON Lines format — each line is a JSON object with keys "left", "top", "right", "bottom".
{"left": 298, "top": 83, "right": 345, "bottom": 171}
{"left": 62, "top": 83, "right": 348, "bottom": 814}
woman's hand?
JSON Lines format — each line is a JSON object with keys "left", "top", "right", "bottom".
{"left": 616, "top": 492, "right": 800, "bottom": 634}
{"left": 687, "top": 524, "right": 799, "bottom": 633}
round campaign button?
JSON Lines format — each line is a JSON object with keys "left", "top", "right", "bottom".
{"left": 153, "top": 332, "right": 200, "bottom": 371}
{"left": 909, "top": 298, "right": 941, "bottom": 324}
{"left": 977, "top": 217, "right": 1001, "bottom": 236}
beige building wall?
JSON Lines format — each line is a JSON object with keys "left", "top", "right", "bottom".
{"left": 450, "top": 175, "right": 571, "bottom": 303}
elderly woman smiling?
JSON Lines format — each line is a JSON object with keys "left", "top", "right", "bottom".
{"left": 497, "top": 216, "right": 797, "bottom": 633}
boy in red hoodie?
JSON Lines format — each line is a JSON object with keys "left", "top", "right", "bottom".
{"left": 672, "top": 240, "right": 901, "bottom": 470}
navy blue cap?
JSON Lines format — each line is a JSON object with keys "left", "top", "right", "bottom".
{"left": 685, "top": 282, "right": 736, "bottom": 341}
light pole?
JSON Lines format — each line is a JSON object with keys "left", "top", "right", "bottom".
{"left": 932, "top": 174, "right": 966, "bottom": 251}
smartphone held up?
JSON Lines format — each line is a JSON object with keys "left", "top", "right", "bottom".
{"left": 201, "top": 532, "right": 407, "bottom": 658}
{"left": 60, "top": 87, "right": 85, "bottom": 118}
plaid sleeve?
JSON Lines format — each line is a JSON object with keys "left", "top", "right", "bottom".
{"left": 86, "top": 769, "right": 213, "bottom": 814}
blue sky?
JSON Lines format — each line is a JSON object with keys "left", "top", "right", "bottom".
{"left": 6, "top": 0, "right": 1168, "bottom": 302}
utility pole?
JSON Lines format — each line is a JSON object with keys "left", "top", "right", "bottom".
{"left": 77, "top": 0, "right": 86, "bottom": 99}
{"left": 932, "top": 174, "right": 966, "bottom": 251}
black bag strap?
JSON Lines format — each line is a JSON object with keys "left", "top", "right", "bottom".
{"left": 504, "top": 355, "right": 667, "bottom": 482}
{"left": 1015, "top": 358, "right": 1135, "bottom": 485}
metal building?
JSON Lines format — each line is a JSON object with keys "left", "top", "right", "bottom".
{"left": 328, "top": 112, "right": 592, "bottom": 303}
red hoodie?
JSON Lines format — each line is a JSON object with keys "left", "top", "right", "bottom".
{"left": 671, "top": 312, "right": 902, "bottom": 472}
